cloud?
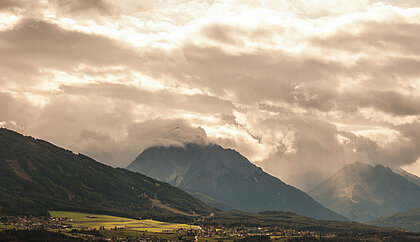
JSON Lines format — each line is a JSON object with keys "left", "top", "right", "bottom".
{"left": 49, "top": 0, "right": 114, "bottom": 16}
{"left": 1, "top": 0, "right": 420, "bottom": 189}
{"left": 177, "top": 42, "right": 347, "bottom": 105}
{"left": 126, "top": 119, "right": 208, "bottom": 149}
{"left": 0, "top": 89, "right": 211, "bottom": 166}
{"left": 0, "top": 18, "right": 138, "bottom": 74}
{"left": 260, "top": 116, "right": 420, "bottom": 191}
{"left": 353, "top": 90, "right": 420, "bottom": 116}
{"left": 199, "top": 23, "right": 276, "bottom": 46}
{"left": 0, "top": 92, "right": 36, "bottom": 130}
{"left": 66, "top": 118, "right": 209, "bottom": 166}
{"left": 60, "top": 82, "right": 234, "bottom": 115}
{"left": 0, "top": 0, "right": 24, "bottom": 11}
{"left": 201, "top": 24, "right": 243, "bottom": 45}
{"left": 371, "top": 0, "right": 420, "bottom": 8}
{"left": 311, "top": 21, "right": 420, "bottom": 57}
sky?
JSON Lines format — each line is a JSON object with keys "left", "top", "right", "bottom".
{"left": 1, "top": 0, "right": 420, "bottom": 191}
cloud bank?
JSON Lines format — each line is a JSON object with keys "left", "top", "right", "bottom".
{"left": 1, "top": 0, "right": 420, "bottom": 191}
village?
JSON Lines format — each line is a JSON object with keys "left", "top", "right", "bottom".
{"left": 2, "top": 214, "right": 413, "bottom": 241}
{"left": 0, "top": 214, "right": 73, "bottom": 230}
{"left": 0, "top": 214, "right": 344, "bottom": 240}
{"left": 183, "top": 225, "right": 338, "bottom": 240}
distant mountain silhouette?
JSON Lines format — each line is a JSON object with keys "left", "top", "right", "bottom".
{"left": 127, "top": 143, "right": 347, "bottom": 221}
{"left": 310, "top": 162, "right": 420, "bottom": 222}
{"left": 0, "top": 128, "right": 213, "bottom": 221}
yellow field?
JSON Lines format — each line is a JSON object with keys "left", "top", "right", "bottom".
{"left": 49, "top": 211, "right": 200, "bottom": 232}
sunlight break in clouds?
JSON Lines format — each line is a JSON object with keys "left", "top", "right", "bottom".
{"left": 1, "top": 0, "right": 420, "bottom": 191}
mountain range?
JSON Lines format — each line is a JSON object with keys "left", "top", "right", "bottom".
{"left": 127, "top": 143, "right": 347, "bottom": 221}
{"left": 309, "top": 162, "right": 420, "bottom": 222}
{"left": 4, "top": 127, "right": 420, "bottom": 232}
{"left": 2, "top": 128, "right": 397, "bottom": 234}
{"left": 0, "top": 128, "right": 213, "bottom": 222}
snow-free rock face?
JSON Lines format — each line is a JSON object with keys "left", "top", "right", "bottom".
{"left": 310, "top": 162, "right": 420, "bottom": 222}
{"left": 392, "top": 167, "right": 420, "bottom": 187}
{"left": 127, "top": 143, "right": 347, "bottom": 221}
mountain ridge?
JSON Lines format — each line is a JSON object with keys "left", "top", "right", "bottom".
{"left": 127, "top": 143, "right": 347, "bottom": 221}
{"left": 392, "top": 167, "right": 420, "bottom": 187}
{"left": 0, "top": 128, "right": 213, "bottom": 222}
{"left": 310, "top": 162, "right": 420, "bottom": 222}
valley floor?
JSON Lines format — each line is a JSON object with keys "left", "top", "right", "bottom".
{"left": 2, "top": 211, "right": 420, "bottom": 241}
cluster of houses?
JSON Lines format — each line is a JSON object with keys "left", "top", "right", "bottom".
{"left": 175, "top": 225, "right": 337, "bottom": 240}
{"left": 0, "top": 215, "right": 73, "bottom": 230}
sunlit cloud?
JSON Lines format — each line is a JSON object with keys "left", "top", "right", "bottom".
{"left": 402, "top": 158, "right": 420, "bottom": 177}
{"left": 0, "top": 13, "right": 21, "bottom": 30}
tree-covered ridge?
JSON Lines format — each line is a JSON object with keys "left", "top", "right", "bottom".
{"left": 368, "top": 208, "right": 420, "bottom": 232}
{"left": 0, "top": 128, "right": 213, "bottom": 222}
{"left": 201, "top": 210, "right": 401, "bottom": 234}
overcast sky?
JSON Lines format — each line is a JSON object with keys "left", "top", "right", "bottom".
{"left": 1, "top": 0, "right": 420, "bottom": 191}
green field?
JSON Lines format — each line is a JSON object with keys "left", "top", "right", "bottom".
{"left": 49, "top": 211, "right": 199, "bottom": 232}
{"left": 100, "top": 229, "right": 184, "bottom": 240}
{"left": 0, "top": 225, "right": 15, "bottom": 231}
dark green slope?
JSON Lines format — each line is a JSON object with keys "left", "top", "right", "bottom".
{"left": 204, "top": 210, "right": 399, "bottom": 234}
{"left": 0, "top": 128, "right": 213, "bottom": 221}
{"left": 368, "top": 208, "right": 420, "bottom": 232}
{"left": 127, "top": 144, "right": 347, "bottom": 221}
{"left": 310, "top": 162, "right": 420, "bottom": 222}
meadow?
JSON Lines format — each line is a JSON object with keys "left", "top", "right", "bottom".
{"left": 49, "top": 211, "right": 199, "bottom": 232}
{"left": 0, "top": 225, "right": 14, "bottom": 231}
